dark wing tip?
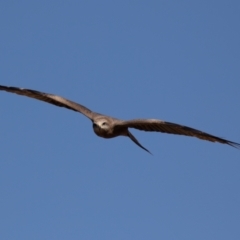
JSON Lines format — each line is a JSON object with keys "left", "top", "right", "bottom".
{"left": 227, "top": 141, "right": 240, "bottom": 149}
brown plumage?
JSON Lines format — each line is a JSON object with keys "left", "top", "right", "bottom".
{"left": 0, "top": 84, "right": 239, "bottom": 154}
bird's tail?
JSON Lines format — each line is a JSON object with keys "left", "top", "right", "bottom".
{"left": 127, "top": 130, "right": 152, "bottom": 155}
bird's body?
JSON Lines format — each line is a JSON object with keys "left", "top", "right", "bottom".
{"left": 0, "top": 84, "right": 239, "bottom": 154}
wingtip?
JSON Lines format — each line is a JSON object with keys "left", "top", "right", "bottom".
{"left": 228, "top": 141, "right": 240, "bottom": 149}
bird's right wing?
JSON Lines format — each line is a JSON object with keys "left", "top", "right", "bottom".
{"left": 0, "top": 85, "right": 97, "bottom": 120}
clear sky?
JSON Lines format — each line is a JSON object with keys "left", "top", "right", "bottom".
{"left": 0, "top": 1, "right": 240, "bottom": 239}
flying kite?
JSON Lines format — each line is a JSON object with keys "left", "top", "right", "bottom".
{"left": 0, "top": 85, "right": 239, "bottom": 154}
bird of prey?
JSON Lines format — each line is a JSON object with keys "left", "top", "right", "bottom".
{"left": 0, "top": 84, "right": 239, "bottom": 154}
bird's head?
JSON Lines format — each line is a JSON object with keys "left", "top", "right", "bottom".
{"left": 92, "top": 119, "right": 110, "bottom": 133}
{"left": 93, "top": 120, "right": 109, "bottom": 128}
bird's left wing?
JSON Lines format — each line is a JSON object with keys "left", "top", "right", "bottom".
{"left": 0, "top": 85, "right": 97, "bottom": 120}
{"left": 116, "top": 119, "right": 240, "bottom": 148}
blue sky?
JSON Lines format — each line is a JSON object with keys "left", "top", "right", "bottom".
{"left": 0, "top": 1, "right": 240, "bottom": 239}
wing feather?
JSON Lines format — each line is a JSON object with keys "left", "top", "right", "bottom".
{"left": 0, "top": 85, "right": 96, "bottom": 120}
{"left": 117, "top": 119, "right": 240, "bottom": 148}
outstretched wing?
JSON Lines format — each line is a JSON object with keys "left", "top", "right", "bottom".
{"left": 0, "top": 85, "right": 96, "bottom": 120}
{"left": 116, "top": 119, "right": 240, "bottom": 148}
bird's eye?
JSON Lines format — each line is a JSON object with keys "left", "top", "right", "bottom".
{"left": 102, "top": 122, "right": 106, "bottom": 126}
